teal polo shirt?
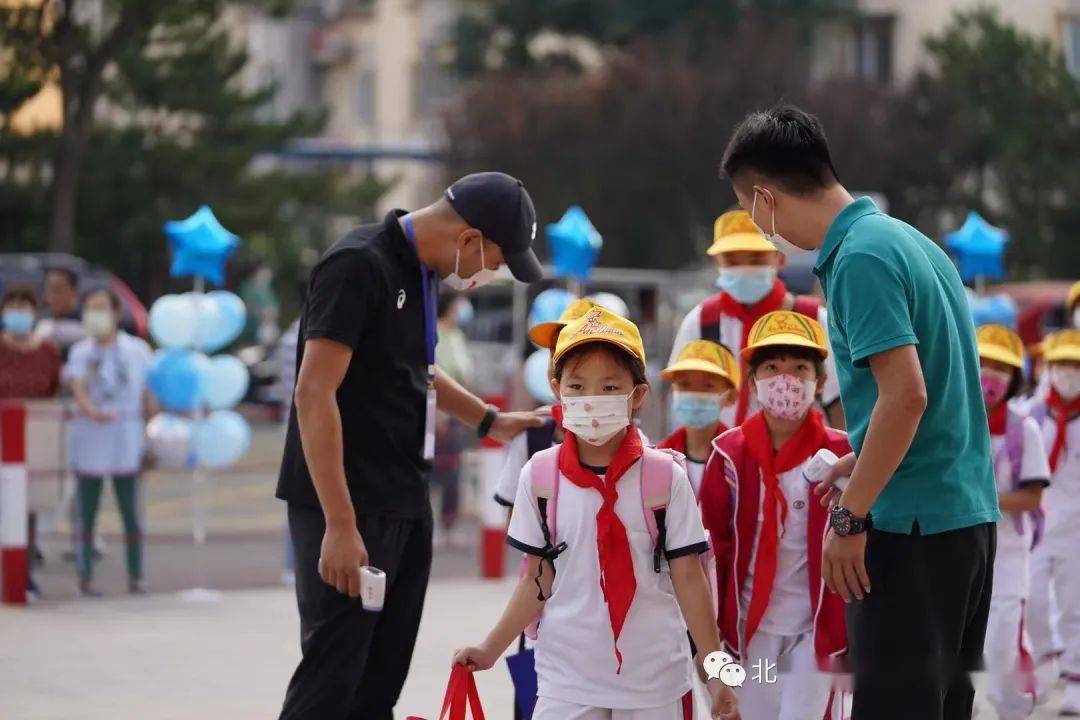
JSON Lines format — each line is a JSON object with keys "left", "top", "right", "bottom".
{"left": 813, "top": 197, "right": 999, "bottom": 534}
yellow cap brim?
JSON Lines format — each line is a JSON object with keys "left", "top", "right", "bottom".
{"left": 528, "top": 321, "right": 566, "bottom": 349}
{"left": 660, "top": 358, "right": 740, "bottom": 386}
{"left": 552, "top": 335, "right": 645, "bottom": 366}
{"left": 978, "top": 342, "right": 1024, "bottom": 370}
{"left": 1045, "top": 346, "right": 1080, "bottom": 363}
{"left": 741, "top": 334, "right": 829, "bottom": 361}
{"left": 706, "top": 233, "right": 777, "bottom": 256}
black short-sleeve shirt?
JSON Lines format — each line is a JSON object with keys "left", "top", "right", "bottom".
{"left": 276, "top": 210, "right": 432, "bottom": 517}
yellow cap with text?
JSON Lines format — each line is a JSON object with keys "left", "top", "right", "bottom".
{"left": 742, "top": 310, "right": 829, "bottom": 361}
{"left": 661, "top": 340, "right": 740, "bottom": 387}
{"left": 706, "top": 210, "right": 777, "bottom": 256}
{"left": 528, "top": 298, "right": 598, "bottom": 349}
{"left": 552, "top": 305, "right": 646, "bottom": 366}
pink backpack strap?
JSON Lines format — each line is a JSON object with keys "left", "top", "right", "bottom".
{"left": 530, "top": 445, "right": 561, "bottom": 542}
{"left": 641, "top": 447, "right": 675, "bottom": 573}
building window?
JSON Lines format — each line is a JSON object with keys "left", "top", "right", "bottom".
{"left": 355, "top": 67, "right": 375, "bottom": 127}
{"left": 1064, "top": 16, "right": 1080, "bottom": 78}
{"left": 849, "top": 15, "right": 894, "bottom": 84}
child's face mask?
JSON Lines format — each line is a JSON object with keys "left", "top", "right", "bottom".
{"left": 1051, "top": 365, "right": 1080, "bottom": 401}
{"left": 671, "top": 390, "right": 726, "bottom": 429}
{"left": 561, "top": 393, "right": 634, "bottom": 446}
{"left": 755, "top": 373, "right": 816, "bottom": 420}
{"left": 980, "top": 368, "right": 1011, "bottom": 408}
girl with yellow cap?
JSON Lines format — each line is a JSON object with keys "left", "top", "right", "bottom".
{"left": 1026, "top": 329, "right": 1080, "bottom": 714}
{"left": 700, "top": 310, "right": 850, "bottom": 720}
{"left": 659, "top": 340, "right": 740, "bottom": 496}
{"left": 975, "top": 324, "right": 1051, "bottom": 720}
{"left": 455, "top": 306, "right": 739, "bottom": 720}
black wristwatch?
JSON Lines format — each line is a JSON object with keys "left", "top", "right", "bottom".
{"left": 476, "top": 405, "right": 498, "bottom": 438}
{"left": 830, "top": 505, "right": 872, "bottom": 536}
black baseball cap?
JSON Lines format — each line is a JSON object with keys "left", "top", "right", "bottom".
{"left": 445, "top": 172, "right": 543, "bottom": 283}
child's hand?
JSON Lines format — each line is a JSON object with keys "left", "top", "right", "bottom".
{"left": 451, "top": 643, "right": 498, "bottom": 671}
{"left": 707, "top": 678, "right": 740, "bottom": 719}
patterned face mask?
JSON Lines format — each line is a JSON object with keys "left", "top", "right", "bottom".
{"left": 561, "top": 392, "right": 633, "bottom": 446}
{"left": 755, "top": 373, "right": 817, "bottom": 420}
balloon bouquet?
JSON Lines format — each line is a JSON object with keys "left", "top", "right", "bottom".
{"left": 145, "top": 206, "right": 252, "bottom": 601}
{"left": 522, "top": 207, "right": 624, "bottom": 407}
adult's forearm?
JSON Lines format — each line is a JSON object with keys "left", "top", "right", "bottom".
{"left": 296, "top": 388, "right": 354, "bottom": 527}
{"left": 841, "top": 392, "right": 924, "bottom": 517}
{"left": 434, "top": 366, "right": 486, "bottom": 427}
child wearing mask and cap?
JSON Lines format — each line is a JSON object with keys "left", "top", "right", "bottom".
{"left": 659, "top": 340, "right": 739, "bottom": 497}
{"left": 456, "top": 306, "right": 740, "bottom": 720}
{"left": 1026, "top": 329, "right": 1080, "bottom": 714}
{"left": 700, "top": 311, "right": 849, "bottom": 720}
{"left": 975, "top": 324, "right": 1050, "bottom": 720}
{"left": 670, "top": 210, "right": 844, "bottom": 430}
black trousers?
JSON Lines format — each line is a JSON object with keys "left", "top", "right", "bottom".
{"left": 847, "top": 521, "right": 996, "bottom": 720}
{"left": 279, "top": 504, "right": 433, "bottom": 720}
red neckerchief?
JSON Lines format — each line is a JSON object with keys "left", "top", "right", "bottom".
{"left": 558, "top": 427, "right": 643, "bottom": 674}
{"left": 988, "top": 403, "right": 1008, "bottom": 436}
{"left": 659, "top": 426, "right": 688, "bottom": 453}
{"left": 719, "top": 279, "right": 787, "bottom": 424}
{"left": 550, "top": 404, "right": 564, "bottom": 428}
{"left": 740, "top": 409, "right": 826, "bottom": 649}
{"left": 1047, "top": 389, "right": 1080, "bottom": 472}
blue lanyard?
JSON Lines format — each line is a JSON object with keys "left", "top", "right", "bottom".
{"left": 402, "top": 215, "right": 439, "bottom": 377}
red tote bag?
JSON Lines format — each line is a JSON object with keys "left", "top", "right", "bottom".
{"left": 407, "top": 664, "right": 486, "bottom": 720}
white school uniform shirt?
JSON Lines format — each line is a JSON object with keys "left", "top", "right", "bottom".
{"left": 1039, "top": 412, "right": 1080, "bottom": 559}
{"left": 991, "top": 416, "right": 1051, "bottom": 549}
{"left": 738, "top": 457, "right": 816, "bottom": 638}
{"left": 685, "top": 460, "right": 705, "bottom": 498}
{"left": 507, "top": 450, "right": 708, "bottom": 709}
{"left": 669, "top": 302, "right": 841, "bottom": 428}
{"left": 65, "top": 332, "right": 153, "bottom": 476}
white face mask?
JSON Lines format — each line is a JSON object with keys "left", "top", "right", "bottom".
{"left": 755, "top": 373, "right": 817, "bottom": 420}
{"left": 443, "top": 241, "right": 498, "bottom": 292}
{"left": 83, "top": 309, "right": 116, "bottom": 338}
{"left": 561, "top": 392, "right": 633, "bottom": 446}
{"left": 751, "top": 191, "right": 804, "bottom": 256}
{"left": 1051, "top": 365, "right": 1080, "bottom": 401}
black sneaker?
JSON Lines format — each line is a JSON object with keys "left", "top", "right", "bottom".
{"left": 78, "top": 579, "right": 101, "bottom": 598}
{"left": 129, "top": 579, "right": 148, "bottom": 595}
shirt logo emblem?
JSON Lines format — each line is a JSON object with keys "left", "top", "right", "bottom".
{"left": 531, "top": 222, "right": 537, "bottom": 240}
{"left": 397, "top": 289, "right": 406, "bottom": 309}
{"left": 793, "top": 500, "right": 806, "bottom": 510}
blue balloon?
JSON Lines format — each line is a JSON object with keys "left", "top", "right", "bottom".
{"left": 972, "top": 294, "right": 1018, "bottom": 328}
{"left": 200, "top": 355, "right": 249, "bottom": 409}
{"left": 164, "top": 205, "right": 241, "bottom": 286}
{"left": 528, "top": 288, "right": 577, "bottom": 328}
{"left": 546, "top": 205, "right": 602, "bottom": 281}
{"left": 524, "top": 349, "right": 555, "bottom": 404}
{"left": 192, "top": 410, "right": 251, "bottom": 469}
{"left": 945, "top": 211, "right": 1009, "bottom": 283}
{"left": 147, "top": 350, "right": 203, "bottom": 411}
{"left": 149, "top": 294, "right": 198, "bottom": 349}
{"left": 199, "top": 290, "right": 246, "bottom": 352}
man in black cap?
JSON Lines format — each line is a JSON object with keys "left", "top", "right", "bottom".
{"left": 277, "top": 172, "right": 545, "bottom": 719}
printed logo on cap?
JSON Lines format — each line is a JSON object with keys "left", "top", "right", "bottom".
{"left": 397, "top": 289, "right": 406, "bottom": 309}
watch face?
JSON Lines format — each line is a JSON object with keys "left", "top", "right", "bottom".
{"left": 831, "top": 507, "right": 852, "bottom": 536}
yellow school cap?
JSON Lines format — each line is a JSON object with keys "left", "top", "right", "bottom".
{"left": 976, "top": 324, "right": 1025, "bottom": 369}
{"left": 742, "top": 310, "right": 829, "bottom": 361}
{"left": 661, "top": 339, "right": 741, "bottom": 387}
{"left": 1068, "top": 281, "right": 1080, "bottom": 312}
{"left": 706, "top": 210, "right": 777, "bottom": 256}
{"left": 552, "top": 306, "right": 646, "bottom": 366}
{"left": 529, "top": 298, "right": 597, "bottom": 349}
{"left": 1044, "top": 329, "right": 1080, "bottom": 363}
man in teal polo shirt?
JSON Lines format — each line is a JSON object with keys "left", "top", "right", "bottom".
{"left": 720, "top": 105, "right": 999, "bottom": 720}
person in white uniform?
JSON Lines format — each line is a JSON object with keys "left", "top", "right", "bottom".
{"left": 66, "top": 287, "right": 154, "bottom": 596}
{"left": 976, "top": 325, "right": 1051, "bottom": 720}
{"left": 456, "top": 307, "right": 739, "bottom": 720}
{"left": 668, "top": 210, "right": 843, "bottom": 430}
{"left": 1026, "top": 329, "right": 1080, "bottom": 715}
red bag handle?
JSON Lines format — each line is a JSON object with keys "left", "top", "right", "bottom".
{"left": 438, "top": 664, "right": 485, "bottom": 720}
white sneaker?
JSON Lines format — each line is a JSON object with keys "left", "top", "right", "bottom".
{"left": 1060, "top": 681, "right": 1080, "bottom": 717}
{"left": 1037, "top": 658, "right": 1061, "bottom": 705}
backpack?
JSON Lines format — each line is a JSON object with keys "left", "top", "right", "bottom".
{"left": 521, "top": 444, "right": 687, "bottom": 640}
{"left": 1000, "top": 404, "right": 1046, "bottom": 549}
{"left": 699, "top": 292, "right": 821, "bottom": 343}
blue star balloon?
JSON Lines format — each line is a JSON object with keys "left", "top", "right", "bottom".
{"left": 945, "top": 211, "right": 1009, "bottom": 283}
{"left": 164, "top": 206, "right": 241, "bottom": 286}
{"left": 545, "top": 205, "right": 602, "bottom": 281}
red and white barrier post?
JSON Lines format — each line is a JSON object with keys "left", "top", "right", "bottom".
{"left": 0, "top": 404, "right": 29, "bottom": 604}
{"left": 478, "top": 396, "right": 507, "bottom": 579}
